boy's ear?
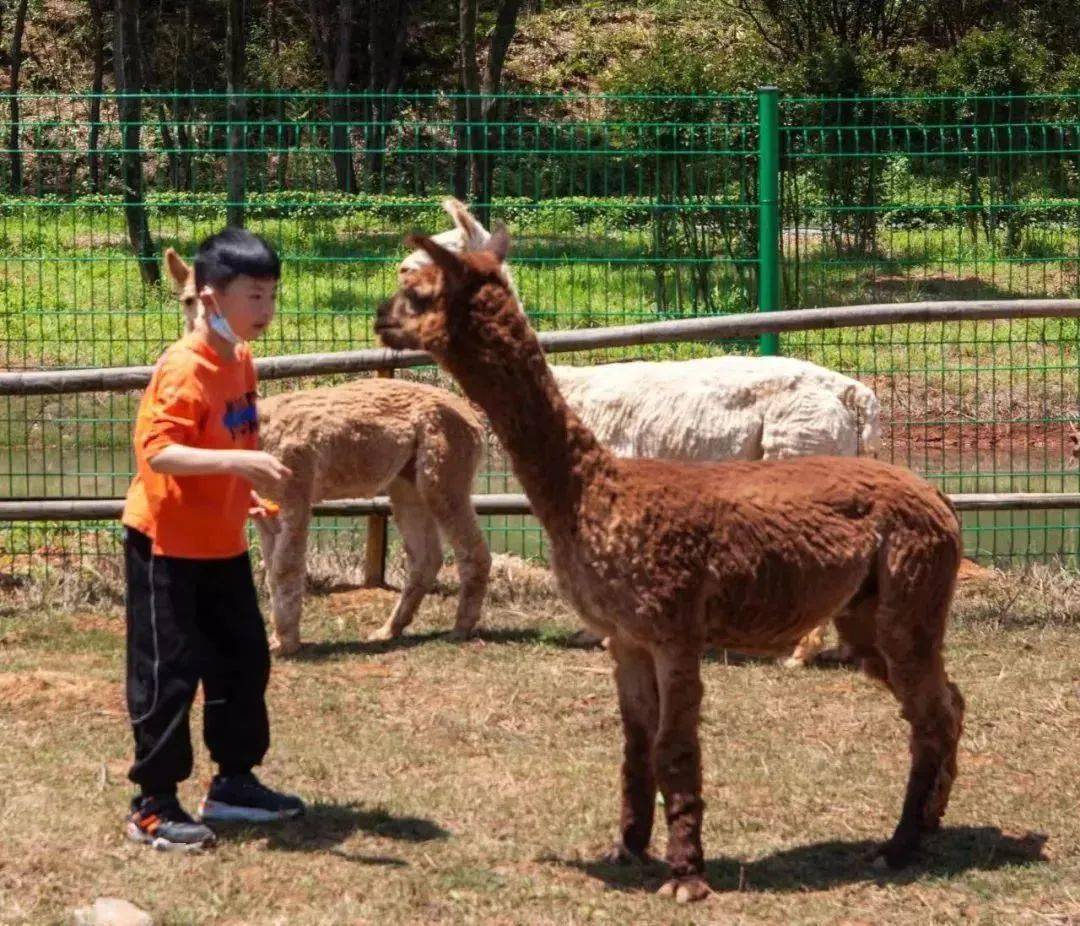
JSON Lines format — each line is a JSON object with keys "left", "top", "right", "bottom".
{"left": 164, "top": 248, "right": 193, "bottom": 292}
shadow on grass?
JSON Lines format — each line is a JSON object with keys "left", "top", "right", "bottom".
{"left": 289, "top": 626, "right": 597, "bottom": 662}
{"left": 552, "top": 826, "right": 1049, "bottom": 895}
{"left": 213, "top": 800, "right": 450, "bottom": 865}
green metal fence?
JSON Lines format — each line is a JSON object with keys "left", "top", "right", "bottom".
{"left": 1, "top": 90, "right": 1078, "bottom": 588}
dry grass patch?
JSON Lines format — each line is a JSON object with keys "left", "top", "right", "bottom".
{"left": 0, "top": 568, "right": 1077, "bottom": 924}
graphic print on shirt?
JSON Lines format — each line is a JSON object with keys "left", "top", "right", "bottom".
{"left": 223, "top": 390, "right": 259, "bottom": 439}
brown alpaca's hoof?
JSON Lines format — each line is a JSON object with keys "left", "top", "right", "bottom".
{"left": 366, "top": 624, "right": 401, "bottom": 642}
{"left": 269, "top": 634, "right": 302, "bottom": 657}
{"left": 601, "top": 842, "right": 653, "bottom": 866}
{"left": 447, "top": 625, "right": 477, "bottom": 642}
{"left": 869, "top": 835, "right": 919, "bottom": 870}
{"left": 657, "top": 875, "right": 710, "bottom": 904}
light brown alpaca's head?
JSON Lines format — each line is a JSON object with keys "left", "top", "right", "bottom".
{"left": 163, "top": 247, "right": 200, "bottom": 332}
{"left": 377, "top": 226, "right": 513, "bottom": 360}
{"left": 1069, "top": 423, "right": 1080, "bottom": 465}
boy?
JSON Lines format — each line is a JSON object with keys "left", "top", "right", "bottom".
{"left": 121, "top": 228, "right": 303, "bottom": 851}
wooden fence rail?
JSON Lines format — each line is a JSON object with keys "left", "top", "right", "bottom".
{"left": 2, "top": 299, "right": 1079, "bottom": 396}
{"left": 4, "top": 492, "right": 1080, "bottom": 522}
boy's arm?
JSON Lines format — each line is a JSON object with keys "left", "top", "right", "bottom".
{"left": 149, "top": 445, "right": 291, "bottom": 497}
{"left": 140, "top": 357, "right": 291, "bottom": 497}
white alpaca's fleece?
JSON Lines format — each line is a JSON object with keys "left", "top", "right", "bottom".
{"left": 551, "top": 356, "right": 880, "bottom": 461}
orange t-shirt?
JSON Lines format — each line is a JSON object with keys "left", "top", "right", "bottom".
{"left": 122, "top": 334, "right": 259, "bottom": 558}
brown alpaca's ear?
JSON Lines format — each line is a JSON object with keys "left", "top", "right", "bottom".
{"left": 406, "top": 234, "right": 466, "bottom": 285}
{"left": 442, "top": 197, "right": 489, "bottom": 247}
{"left": 489, "top": 223, "right": 511, "bottom": 263}
{"left": 164, "top": 248, "right": 193, "bottom": 292}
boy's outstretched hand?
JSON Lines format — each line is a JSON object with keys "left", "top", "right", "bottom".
{"left": 230, "top": 450, "right": 292, "bottom": 497}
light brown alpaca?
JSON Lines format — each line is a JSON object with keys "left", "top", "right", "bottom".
{"left": 378, "top": 230, "right": 966, "bottom": 903}
{"left": 164, "top": 251, "right": 492, "bottom": 655}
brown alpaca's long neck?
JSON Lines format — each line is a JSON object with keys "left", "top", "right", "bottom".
{"left": 445, "top": 330, "right": 615, "bottom": 537}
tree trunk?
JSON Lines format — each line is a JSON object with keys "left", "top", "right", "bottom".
{"left": 452, "top": 95, "right": 468, "bottom": 200}
{"left": 8, "top": 0, "right": 29, "bottom": 194}
{"left": 459, "top": 0, "right": 521, "bottom": 226}
{"left": 113, "top": 0, "right": 159, "bottom": 285}
{"left": 226, "top": 0, "right": 248, "bottom": 225}
{"left": 169, "top": 0, "right": 195, "bottom": 192}
{"left": 87, "top": 0, "right": 106, "bottom": 192}
{"left": 459, "top": 0, "right": 482, "bottom": 213}
{"left": 364, "top": 0, "right": 412, "bottom": 187}
{"left": 476, "top": 0, "right": 521, "bottom": 226}
{"left": 158, "top": 103, "right": 180, "bottom": 187}
{"left": 329, "top": 0, "right": 356, "bottom": 192}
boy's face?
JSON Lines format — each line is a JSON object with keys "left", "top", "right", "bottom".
{"left": 201, "top": 274, "right": 278, "bottom": 341}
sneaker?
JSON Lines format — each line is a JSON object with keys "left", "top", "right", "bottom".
{"left": 126, "top": 794, "right": 216, "bottom": 852}
{"left": 198, "top": 771, "right": 305, "bottom": 823}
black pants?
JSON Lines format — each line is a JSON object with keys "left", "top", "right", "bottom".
{"left": 125, "top": 528, "right": 271, "bottom": 796}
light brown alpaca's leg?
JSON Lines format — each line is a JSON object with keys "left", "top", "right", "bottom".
{"left": 652, "top": 647, "right": 710, "bottom": 903}
{"left": 256, "top": 518, "right": 277, "bottom": 574}
{"left": 368, "top": 478, "right": 442, "bottom": 641}
{"left": 783, "top": 621, "right": 829, "bottom": 668}
{"left": 267, "top": 510, "right": 311, "bottom": 657}
{"left": 603, "top": 638, "right": 659, "bottom": 864}
{"left": 429, "top": 499, "right": 491, "bottom": 639}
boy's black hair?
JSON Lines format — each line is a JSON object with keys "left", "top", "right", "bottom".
{"left": 194, "top": 227, "right": 281, "bottom": 290}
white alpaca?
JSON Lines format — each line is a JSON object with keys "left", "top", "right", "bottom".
{"left": 552, "top": 356, "right": 879, "bottom": 461}
{"left": 404, "top": 199, "right": 883, "bottom": 664}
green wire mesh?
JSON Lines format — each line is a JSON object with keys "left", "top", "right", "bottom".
{"left": 0, "top": 91, "right": 1077, "bottom": 588}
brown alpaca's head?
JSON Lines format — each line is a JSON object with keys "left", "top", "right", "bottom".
{"left": 1069, "top": 422, "right": 1080, "bottom": 465}
{"left": 164, "top": 247, "right": 200, "bottom": 332}
{"left": 377, "top": 226, "right": 513, "bottom": 359}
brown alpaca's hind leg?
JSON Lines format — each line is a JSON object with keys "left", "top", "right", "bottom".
{"left": 875, "top": 648, "right": 964, "bottom": 868}
{"left": 369, "top": 478, "right": 443, "bottom": 642}
{"left": 867, "top": 554, "right": 963, "bottom": 869}
{"left": 604, "top": 638, "right": 659, "bottom": 865}
{"left": 652, "top": 647, "right": 710, "bottom": 903}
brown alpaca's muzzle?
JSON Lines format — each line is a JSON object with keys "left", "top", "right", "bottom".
{"left": 374, "top": 297, "right": 408, "bottom": 350}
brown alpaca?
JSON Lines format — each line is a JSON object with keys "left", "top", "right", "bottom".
{"left": 377, "top": 229, "right": 966, "bottom": 903}
{"left": 164, "top": 251, "right": 492, "bottom": 655}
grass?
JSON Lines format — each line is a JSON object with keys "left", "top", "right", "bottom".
{"left": 0, "top": 564, "right": 1078, "bottom": 924}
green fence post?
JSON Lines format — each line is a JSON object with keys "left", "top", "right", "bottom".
{"left": 757, "top": 86, "right": 780, "bottom": 356}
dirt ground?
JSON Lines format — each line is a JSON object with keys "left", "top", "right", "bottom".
{"left": 0, "top": 563, "right": 1078, "bottom": 925}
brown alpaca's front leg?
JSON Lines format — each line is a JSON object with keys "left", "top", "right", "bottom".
{"left": 604, "top": 639, "right": 659, "bottom": 865}
{"left": 652, "top": 647, "right": 710, "bottom": 903}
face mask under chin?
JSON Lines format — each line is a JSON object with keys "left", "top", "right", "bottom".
{"left": 208, "top": 312, "right": 242, "bottom": 345}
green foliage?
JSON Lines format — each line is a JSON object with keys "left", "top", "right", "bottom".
{"left": 937, "top": 27, "right": 1050, "bottom": 95}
